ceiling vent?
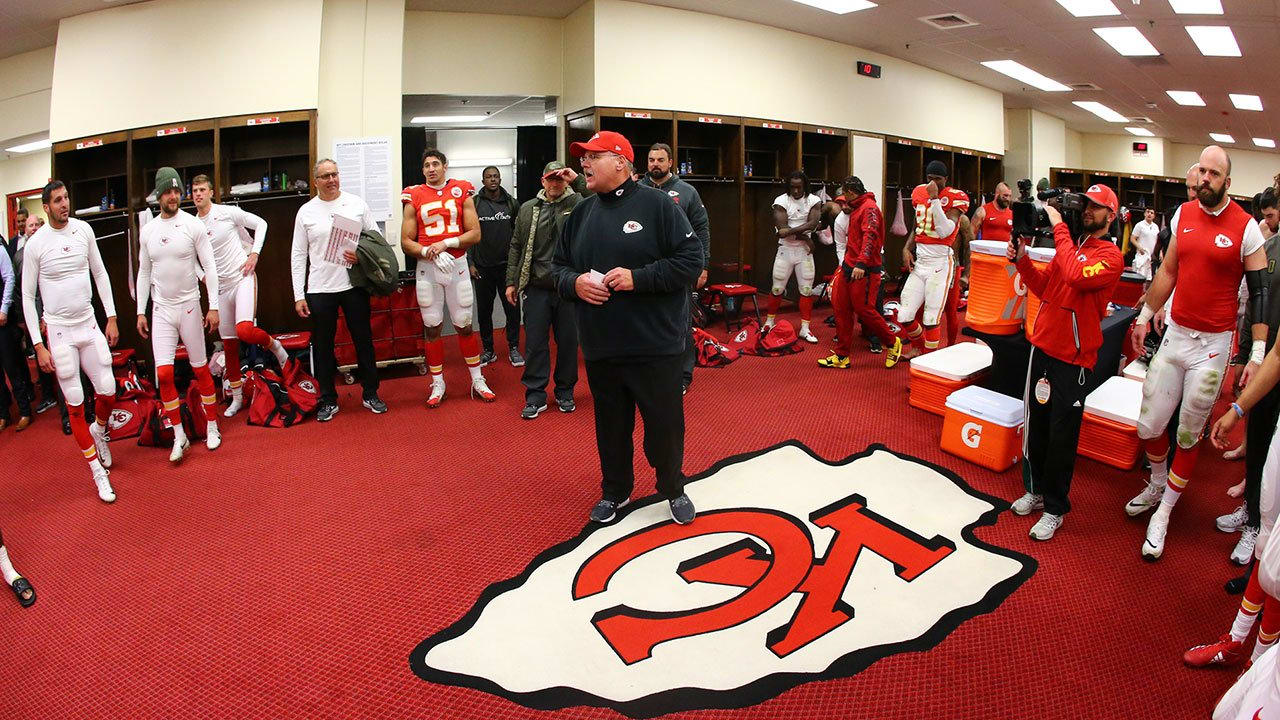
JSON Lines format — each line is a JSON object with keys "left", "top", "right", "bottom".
{"left": 1131, "top": 116, "right": 1154, "bottom": 124}
{"left": 919, "top": 13, "right": 979, "bottom": 30}
{"left": 1069, "top": 82, "right": 1101, "bottom": 91}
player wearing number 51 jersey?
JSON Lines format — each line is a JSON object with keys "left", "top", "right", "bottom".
{"left": 401, "top": 149, "right": 492, "bottom": 407}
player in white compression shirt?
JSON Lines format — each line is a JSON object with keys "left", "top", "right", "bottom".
{"left": 136, "top": 167, "right": 222, "bottom": 463}
{"left": 767, "top": 172, "right": 823, "bottom": 342}
{"left": 21, "top": 180, "right": 120, "bottom": 502}
{"left": 190, "top": 175, "right": 289, "bottom": 417}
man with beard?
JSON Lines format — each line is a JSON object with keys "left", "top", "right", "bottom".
{"left": 1125, "top": 146, "right": 1269, "bottom": 561}
{"left": 1007, "top": 184, "right": 1123, "bottom": 540}
{"left": 972, "top": 182, "right": 1013, "bottom": 243}
{"left": 767, "top": 172, "right": 822, "bottom": 343}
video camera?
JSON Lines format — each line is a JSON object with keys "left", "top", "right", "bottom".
{"left": 1011, "top": 182, "right": 1087, "bottom": 249}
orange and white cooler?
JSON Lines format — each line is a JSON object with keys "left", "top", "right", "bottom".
{"left": 966, "top": 240, "right": 1025, "bottom": 335}
{"left": 1078, "top": 376, "right": 1143, "bottom": 469}
{"left": 909, "top": 342, "right": 993, "bottom": 415}
{"left": 941, "top": 385, "right": 1025, "bottom": 472}
{"left": 1022, "top": 246, "right": 1057, "bottom": 335}
{"left": 1122, "top": 359, "right": 1147, "bottom": 382}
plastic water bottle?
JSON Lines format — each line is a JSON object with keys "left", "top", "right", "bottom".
{"left": 280, "top": 170, "right": 288, "bottom": 191}
{"left": 261, "top": 173, "right": 269, "bottom": 192}
{"left": 100, "top": 194, "right": 108, "bottom": 211}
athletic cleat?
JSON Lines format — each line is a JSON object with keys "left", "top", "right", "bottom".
{"left": 426, "top": 378, "right": 446, "bottom": 409}
{"left": 1011, "top": 492, "right": 1044, "bottom": 516}
{"left": 669, "top": 494, "right": 696, "bottom": 525}
{"left": 509, "top": 348, "right": 526, "bottom": 367}
{"left": 884, "top": 337, "right": 905, "bottom": 368}
{"left": 92, "top": 466, "right": 115, "bottom": 503}
{"left": 1125, "top": 480, "right": 1166, "bottom": 517}
{"left": 521, "top": 403, "right": 547, "bottom": 420}
{"left": 1142, "top": 509, "right": 1170, "bottom": 561}
{"left": 206, "top": 424, "right": 221, "bottom": 451}
{"left": 1184, "top": 634, "right": 1245, "bottom": 668}
{"left": 799, "top": 329, "right": 819, "bottom": 344}
{"left": 471, "top": 378, "right": 496, "bottom": 403}
{"left": 589, "top": 497, "right": 630, "bottom": 523}
{"left": 1231, "top": 526, "right": 1258, "bottom": 566}
{"left": 817, "top": 353, "right": 851, "bottom": 369}
{"left": 1217, "top": 503, "right": 1248, "bottom": 533}
{"left": 89, "top": 421, "right": 112, "bottom": 469}
{"left": 1029, "top": 513, "right": 1062, "bottom": 541}
{"left": 223, "top": 390, "right": 244, "bottom": 418}
{"left": 169, "top": 435, "right": 190, "bottom": 464}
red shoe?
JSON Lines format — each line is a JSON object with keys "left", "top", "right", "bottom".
{"left": 1184, "top": 634, "right": 1245, "bottom": 667}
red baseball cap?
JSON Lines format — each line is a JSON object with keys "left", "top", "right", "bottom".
{"left": 569, "top": 130, "right": 634, "bottom": 163}
{"left": 1084, "top": 183, "right": 1118, "bottom": 213}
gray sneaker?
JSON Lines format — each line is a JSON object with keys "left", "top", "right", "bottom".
{"left": 317, "top": 403, "right": 339, "bottom": 422}
{"left": 521, "top": 403, "right": 547, "bottom": 420}
{"left": 509, "top": 348, "right": 526, "bottom": 367}
{"left": 590, "top": 497, "right": 630, "bottom": 523}
{"left": 669, "top": 494, "right": 696, "bottom": 525}
{"left": 1011, "top": 493, "right": 1044, "bottom": 516}
{"left": 557, "top": 398, "right": 576, "bottom": 413}
{"left": 362, "top": 396, "right": 387, "bottom": 414}
{"left": 478, "top": 350, "right": 498, "bottom": 367}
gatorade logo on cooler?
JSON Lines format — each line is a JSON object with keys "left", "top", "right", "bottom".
{"left": 1215, "top": 233, "right": 1233, "bottom": 249}
{"left": 962, "top": 422, "right": 983, "bottom": 449}
{"left": 623, "top": 221, "right": 643, "bottom": 234}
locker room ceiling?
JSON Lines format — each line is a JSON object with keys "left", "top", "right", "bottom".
{"left": 401, "top": 95, "right": 555, "bottom": 128}
{"left": 408, "top": 0, "right": 1280, "bottom": 155}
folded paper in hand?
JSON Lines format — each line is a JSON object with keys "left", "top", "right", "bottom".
{"left": 324, "top": 214, "right": 361, "bottom": 268}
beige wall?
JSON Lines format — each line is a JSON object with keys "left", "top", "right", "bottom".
{"left": 560, "top": 2, "right": 595, "bottom": 116}
{"left": 1029, "top": 110, "right": 1067, "bottom": 185}
{"left": 589, "top": 0, "right": 1004, "bottom": 153}
{"left": 1078, "top": 133, "right": 1166, "bottom": 176}
{"left": 50, "top": 0, "right": 323, "bottom": 141}
{"left": 1065, "top": 129, "right": 1082, "bottom": 168}
{"left": 0, "top": 150, "right": 52, "bottom": 234}
{"left": 1165, "top": 142, "right": 1278, "bottom": 197}
{"left": 1003, "top": 109, "right": 1030, "bottom": 188}
{"left": 403, "top": 12, "right": 562, "bottom": 96}
{"left": 0, "top": 47, "right": 53, "bottom": 145}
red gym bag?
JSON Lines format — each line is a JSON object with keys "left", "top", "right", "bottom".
{"left": 105, "top": 397, "right": 155, "bottom": 440}
{"left": 115, "top": 367, "right": 155, "bottom": 400}
{"left": 693, "top": 328, "right": 739, "bottom": 368}
{"left": 281, "top": 358, "right": 319, "bottom": 415}
{"left": 137, "top": 392, "right": 204, "bottom": 447}
{"left": 245, "top": 370, "right": 302, "bottom": 428}
{"left": 724, "top": 320, "right": 803, "bottom": 357}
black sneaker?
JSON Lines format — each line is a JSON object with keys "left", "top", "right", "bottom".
{"left": 869, "top": 337, "right": 883, "bottom": 354}
{"left": 669, "top": 494, "right": 696, "bottom": 524}
{"left": 557, "top": 398, "right": 575, "bottom": 413}
{"left": 362, "top": 396, "right": 387, "bottom": 414}
{"left": 61, "top": 417, "right": 72, "bottom": 435}
{"left": 478, "top": 350, "right": 498, "bottom": 367}
{"left": 35, "top": 397, "right": 57, "bottom": 414}
{"left": 522, "top": 403, "right": 547, "bottom": 419}
{"left": 823, "top": 314, "right": 837, "bottom": 327}
{"left": 317, "top": 403, "right": 339, "bottom": 422}
{"left": 682, "top": 383, "right": 689, "bottom": 396}
{"left": 590, "top": 497, "right": 630, "bottom": 523}
{"left": 509, "top": 348, "right": 526, "bottom": 367}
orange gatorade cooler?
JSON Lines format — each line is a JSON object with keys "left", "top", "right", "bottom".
{"left": 941, "top": 385, "right": 1024, "bottom": 472}
{"left": 966, "top": 240, "right": 1025, "bottom": 335}
{"left": 1078, "top": 376, "right": 1143, "bottom": 469}
{"left": 1023, "top": 247, "right": 1057, "bottom": 334}
{"left": 1122, "top": 359, "right": 1147, "bottom": 382}
{"left": 908, "top": 342, "right": 993, "bottom": 415}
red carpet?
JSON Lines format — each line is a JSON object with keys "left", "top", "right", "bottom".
{"left": 0, "top": 314, "right": 1256, "bottom": 719}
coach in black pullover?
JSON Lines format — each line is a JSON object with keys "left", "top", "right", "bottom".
{"left": 552, "top": 130, "right": 703, "bottom": 525}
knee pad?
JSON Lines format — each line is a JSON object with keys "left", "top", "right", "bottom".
{"left": 417, "top": 277, "right": 444, "bottom": 327}
{"left": 798, "top": 257, "right": 815, "bottom": 296}
{"left": 452, "top": 281, "right": 474, "bottom": 328}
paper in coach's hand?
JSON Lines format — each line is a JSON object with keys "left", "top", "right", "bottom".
{"left": 324, "top": 214, "right": 361, "bottom": 268}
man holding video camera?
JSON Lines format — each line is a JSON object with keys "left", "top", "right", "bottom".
{"left": 1008, "top": 183, "right": 1124, "bottom": 541}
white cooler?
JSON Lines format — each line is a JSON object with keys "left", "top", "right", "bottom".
{"left": 941, "top": 385, "right": 1025, "bottom": 471}
{"left": 1079, "top": 376, "right": 1143, "bottom": 469}
{"left": 908, "top": 343, "right": 994, "bottom": 416}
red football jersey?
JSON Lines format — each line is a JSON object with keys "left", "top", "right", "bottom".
{"left": 911, "top": 184, "right": 970, "bottom": 247}
{"left": 979, "top": 201, "right": 1012, "bottom": 243}
{"left": 401, "top": 179, "right": 475, "bottom": 258}
{"left": 1169, "top": 200, "right": 1258, "bottom": 333}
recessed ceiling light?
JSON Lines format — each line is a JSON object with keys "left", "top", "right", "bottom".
{"left": 788, "top": 0, "right": 877, "bottom": 13}
{"left": 1166, "top": 90, "right": 1206, "bottom": 106}
{"left": 1093, "top": 27, "right": 1160, "bottom": 56}
{"left": 1126, "top": 127, "right": 1155, "bottom": 137}
{"left": 1229, "top": 94, "right": 1264, "bottom": 111}
{"left": 1073, "top": 101, "right": 1128, "bottom": 122}
{"left": 5, "top": 138, "right": 50, "bottom": 153}
{"left": 1209, "top": 132, "right": 1235, "bottom": 143}
{"left": 1186, "top": 26, "right": 1242, "bottom": 57}
{"left": 980, "top": 60, "right": 1072, "bottom": 92}
{"left": 1254, "top": 138, "right": 1276, "bottom": 148}
{"left": 1053, "top": 0, "right": 1120, "bottom": 17}
{"left": 1169, "top": 0, "right": 1223, "bottom": 14}
{"left": 409, "top": 115, "right": 487, "bottom": 124}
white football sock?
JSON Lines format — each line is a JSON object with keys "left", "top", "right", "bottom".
{"left": 88, "top": 458, "right": 105, "bottom": 474}
{"left": 0, "top": 546, "right": 18, "bottom": 585}
{"left": 1253, "top": 633, "right": 1277, "bottom": 662}
{"left": 172, "top": 422, "right": 188, "bottom": 446}
{"left": 270, "top": 339, "right": 289, "bottom": 365}
{"left": 801, "top": 321, "right": 811, "bottom": 334}
{"left": 1231, "top": 607, "right": 1259, "bottom": 643}
{"left": 1148, "top": 456, "right": 1169, "bottom": 487}
{"left": 468, "top": 364, "right": 483, "bottom": 382}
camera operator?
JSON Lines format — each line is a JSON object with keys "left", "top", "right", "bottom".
{"left": 1008, "top": 184, "right": 1124, "bottom": 541}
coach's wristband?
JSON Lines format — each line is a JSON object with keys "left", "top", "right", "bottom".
{"left": 1232, "top": 402, "right": 1246, "bottom": 418}
{"left": 445, "top": 237, "right": 460, "bottom": 249}
{"left": 1136, "top": 305, "right": 1155, "bottom": 326}
{"left": 1252, "top": 340, "right": 1266, "bottom": 365}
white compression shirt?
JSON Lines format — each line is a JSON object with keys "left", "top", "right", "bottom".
{"left": 198, "top": 203, "right": 267, "bottom": 283}
{"left": 21, "top": 218, "right": 116, "bottom": 346}
{"left": 773, "top": 192, "right": 821, "bottom": 247}
{"left": 137, "top": 209, "right": 220, "bottom": 311}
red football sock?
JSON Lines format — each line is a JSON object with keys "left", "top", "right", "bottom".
{"left": 223, "top": 339, "right": 242, "bottom": 386}
{"left": 67, "top": 403, "right": 97, "bottom": 462}
{"left": 1144, "top": 433, "right": 1170, "bottom": 463}
{"left": 1165, "top": 442, "right": 1203, "bottom": 501}
{"left": 798, "top": 296, "right": 814, "bottom": 322}
{"left": 766, "top": 294, "right": 781, "bottom": 318}
{"left": 922, "top": 325, "right": 942, "bottom": 350}
{"left": 156, "top": 365, "right": 183, "bottom": 427}
{"left": 236, "top": 320, "right": 272, "bottom": 348}
{"left": 192, "top": 365, "right": 219, "bottom": 423}
{"left": 425, "top": 338, "right": 445, "bottom": 376}
{"left": 94, "top": 393, "right": 115, "bottom": 423}
{"left": 458, "top": 332, "right": 482, "bottom": 368}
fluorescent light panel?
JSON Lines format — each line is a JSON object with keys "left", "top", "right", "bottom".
{"left": 1093, "top": 26, "right": 1160, "bottom": 56}
{"left": 409, "top": 115, "right": 487, "bottom": 124}
{"left": 1054, "top": 0, "right": 1120, "bottom": 17}
{"left": 1254, "top": 138, "right": 1276, "bottom": 148}
{"left": 1209, "top": 132, "right": 1235, "bottom": 143}
{"left": 1230, "top": 94, "right": 1263, "bottom": 111}
{"left": 1186, "top": 26, "right": 1242, "bottom": 57}
{"left": 1166, "top": 90, "right": 1206, "bottom": 106}
{"left": 5, "top": 138, "right": 51, "bottom": 153}
{"left": 1169, "top": 0, "right": 1223, "bottom": 14}
{"left": 788, "top": 0, "right": 877, "bottom": 13}
{"left": 1073, "top": 101, "right": 1128, "bottom": 122}
{"left": 980, "top": 60, "right": 1072, "bottom": 92}
{"left": 1126, "top": 127, "right": 1155, "bottom": 137}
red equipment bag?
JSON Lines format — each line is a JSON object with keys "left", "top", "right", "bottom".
{"left": 104, "top": 397, "right": 155, "bottom": 440}
{"left": 725, "top": 320, "right": 803, "bottom": 357}
{"left": 281, "top": 358, "right": 320, "bottom": 415}
{"left": 693, "top": 328, "right": 739, "bottom": 368}
{"left": 245, "top": 369, "right": 303, "bottom": 428}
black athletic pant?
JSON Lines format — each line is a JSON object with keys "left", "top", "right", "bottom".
{"left": 682, "top": 290, "right": 696, "bottom": 388}
{"left": 307, "top": 287, "right": 379, "bottom": 405}
{"left": 1244, "top": 386, "right": 1280, "bottom": 528}
{"left": 520, "top": 286, "right": 577, "bottom": 406}
{"left": 472, "top": 264, "right": 520, "bottom": 354}
{"left": 1022, "top": 347, "right": 1092, "bottom": 516}
{"left": 0, "top": 325, "right": 33, "bottom": 420}
{"left": 585, "top": 353, "right": 686, "bottom": 502}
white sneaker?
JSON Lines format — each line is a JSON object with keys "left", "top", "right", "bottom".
{"left": 206, "top": 423, "right": 222, "bottom": 451}
{"left": 169, "top": 435, "right": 190, "bottom": 464}
{"left": 1029, "top": 513, "right": 1062, "bottom": 541}
{"left": 1125, "top": 480, "right": 1166, "bottom": 517}
{"left": 223, "top": 389, "right": 244, "bottom": 418}
{"left": 89, "top": 421, "right": 112, "bottom": 469}
{"left": 1011, "top": 493, "right": 1044, "bottom": 516}
{"left": 92, "top": 466, "right": 115, "bottom": 503}
{"left": 1217, "top": 503, "right": 1248, "bottom": 533}
{"left": 270, "top": 338, "right": 289, "bottom": 366}
{"left": 1142, "top": 507, "right": 1171, "bottom": 561}
{"left": 799, "top": 329, "right": 819, "bottom": 344}
{"left": 1231, "top": 526, "right": 1259, "bottom": 565}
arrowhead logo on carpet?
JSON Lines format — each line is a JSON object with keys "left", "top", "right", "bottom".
{"left": 410, "top": 442, "right": 1036, "bottom": 718}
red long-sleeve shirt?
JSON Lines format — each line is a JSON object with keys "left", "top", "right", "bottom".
{"left": 1016, "top": 222, "right": 1123, "bottom": 368}
{"left": 842, "top": 192, "right": 884, "bottom": 272}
